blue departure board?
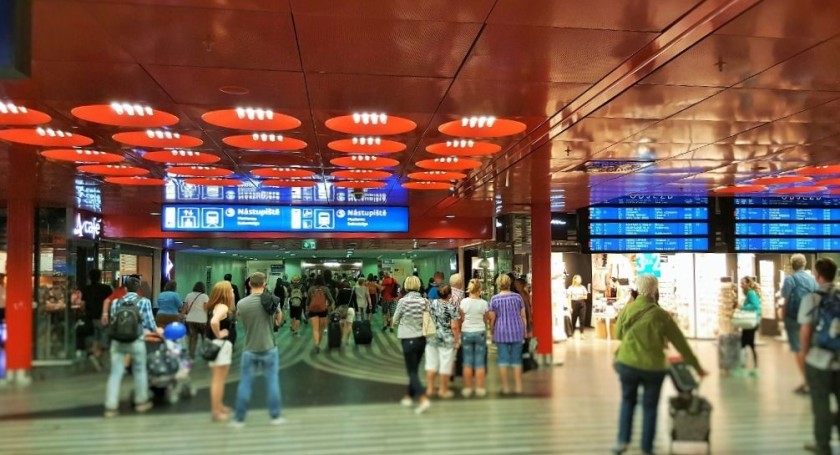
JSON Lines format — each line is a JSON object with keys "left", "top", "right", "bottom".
{"left": 734, "top": 196, "right": 840, "bottom": 252}
{"left": 590, "top": 222, "right": 708, "bottom": 236}
{"left": 735, "top": 223, "right": 840, "bottom": 236}
{"left": 735, "top": 207, "right": 840, "bottom": 221}
{"left": 589, "top": 207, "right": 708, "bottom": 221}
{"left": 736, "top": 238, "right": 840, "bottom": 251}
{"left": 591, "top": 238, "right": 709, "bottom": 252}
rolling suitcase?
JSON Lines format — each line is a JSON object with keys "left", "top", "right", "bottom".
{"left": 667, "top": 359, "right": 711, "bottom": 454}
{"left": 353, "top": 320, "right": 373, "bottom": 345}
{"left": 328, "top": 313, "right": 342, "bottom": 350}
{"left": 717, "top": 333, "right": 741, "bottom": 372}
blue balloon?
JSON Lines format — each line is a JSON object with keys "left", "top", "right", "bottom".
{"left": 163, "top": 321, "right": 187, "bottom": 340}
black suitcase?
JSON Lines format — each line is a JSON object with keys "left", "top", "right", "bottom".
{"left": 328, "top": 313, "right": 342, "bottom": 350}
{"left": 669, "top": 359, "right": 699, "bottom": 393}
{"left": 353, "top": 320, "right": 373, "bottom": 345}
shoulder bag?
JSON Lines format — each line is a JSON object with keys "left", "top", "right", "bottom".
{"left": 422, "top": 299, "right": 436, "bottom": 337}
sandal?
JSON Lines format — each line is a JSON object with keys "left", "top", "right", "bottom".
{"left": 211, "top": 413, "right": 230, "bottom": 423}
{"left": 794, "top": 385, "right": 810, "bottom": 395}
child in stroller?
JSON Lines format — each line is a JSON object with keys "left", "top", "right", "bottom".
{"left": 144, "top": 333, "right": 196, "bottom": 404}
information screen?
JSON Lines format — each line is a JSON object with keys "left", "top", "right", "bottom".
{"left": 734, "top": 196, "right": 840, "bottom": 251}
{"left": 162, "top": 205, "right": 409, "bottom": 233}
{"left": 588, "top": 196, "right": 710, "bottom": 252}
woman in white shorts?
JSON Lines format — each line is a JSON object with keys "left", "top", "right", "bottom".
{"left": 425, "top": 286, "right": 460, "bottom": 399}
{"left": 206, "top": 280, "right": 236, "bottom": 422}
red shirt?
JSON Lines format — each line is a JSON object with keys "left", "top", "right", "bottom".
{"left": 381, "top": 277, "right": 398, "bottom": 301}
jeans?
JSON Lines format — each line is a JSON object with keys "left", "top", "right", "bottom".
{"left": 784, "top": 318, "right": 801, "bottom": 352}
{"left": 615, "top": 362, "right": 667, "bottom": 453}
{"left": 234, "top": 348, "right": 282, "bottom": 422}
{"left": 496, "top": 341, "right": 524, "bottom": 368}
{"left": 401, "top": 337, "right": 426, "bottom": 399}
{"left": 806, "top": 364, "right": 840, "bottom": 454}
{"left": 105, "top": 338, "right": 148, "bottom": 410}
{"left": 571, "top": 300, "right": 586, "bottom": 334}
{"left": 462, "top": 331, "right": 487, "bottom": 369}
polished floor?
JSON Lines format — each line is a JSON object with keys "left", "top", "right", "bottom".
{"left": 0, "top": 320, "right": 835, "bottom": 455}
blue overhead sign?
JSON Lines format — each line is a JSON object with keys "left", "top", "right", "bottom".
{"left": 162, "top": 205, "right": 409, "bottom": 233}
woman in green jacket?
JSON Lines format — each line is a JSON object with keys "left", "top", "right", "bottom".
{"left": 739, "top": 276, "right": 762, "bottom": 376}
{"left": 613, "top": 274, "right": 707, "bottom": 455}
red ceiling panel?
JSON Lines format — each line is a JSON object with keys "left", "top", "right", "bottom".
{"left": 87, "top": 4, "right": 301, "bottom": 71}
{"left": 459, "top": 25, "right": 657, "bottom": 83}
{"left": 26, "top": 61, "right": 173, "bottom": 103}
{"left": 590, "top": 85, "right": 722, "bottom": 120}
{"left": 290, "top": 0, "right": 495, "bottom": 22}
{"left": 669, "top": 88, "right": 839, "bottom": 123}
{"left": 85, "top": 0, "right": 289, "bottom": 12}
{"left": 295, "top": 15, "right": 482, "bottom": 78}
{"left": 305, "top": 73, "right": 451, "bottom": 113}
{"left": 33, "top": 1, "right": 134, "bottom": 63}
{"left": 623, "top": 119, "right": 763, "bottom": 145}
{"left": 740, "top": 38, "right": 840, "bottom": 92}
{"left": 716, "top": 0, "right": 840, "bottom": 41}
{"left": 442, "top": 79, "right": 588, "bottom": 117}
{"left": 488, "top": 0, "right": 701, "bottom": 32}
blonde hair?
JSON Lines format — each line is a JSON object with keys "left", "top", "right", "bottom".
{"left": 205, "top": 280, "right": 234, "bottom": 313}
{"left": 790, "top": 254, "right": 807, "bottom": 271}
{"left": 357, "top": 278, "right": 366, "bottom": 286}
{"left": 403, "top": 275, "right": 422, "bottom": 292}
{"left": 741, "top": 276, "right": 761, "bottom": 295}
{"left": 449, "top": 273, "right": 463, "bottom": 287}
{"left": 467, "top": 279, "right": 482, "bottom": 296}
{"left": 496, "top": 274, "right": 512, "bottom": 291}
{"left": 572, "top": 274, "right": 582, "bottom": 286}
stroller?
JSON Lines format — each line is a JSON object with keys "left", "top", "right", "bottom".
{"left": 144, "top": 334, "right": 196, "bottom": 404}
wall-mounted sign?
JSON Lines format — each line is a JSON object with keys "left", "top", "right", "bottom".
{"left": 162, "top": 204, "right": 409, "bottom": 233}
{"left": 72, "top": 212, "right": 103, "bottom": 241}
{"left": 302, "top": 239, "right": 317, "bottom": 250}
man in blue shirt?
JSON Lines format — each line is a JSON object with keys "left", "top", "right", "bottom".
{"left": 781, "top": 254, "right": 819, "bottom": 395}
{"left": 427, "top": 272, "right": 445, "bottom": 300}
{"left": 104, "top": 276, "right": 161, "bottom": 418}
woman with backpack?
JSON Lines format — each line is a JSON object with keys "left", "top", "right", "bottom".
{"left": 307, "top": 275, "right": 335, "bottom": 354}
{"left": 206, "top": 280, "right": 237, "bottom": 422}
{"left": 182, "top": 281, "right": 209, "bottom": 360}
{"left": 288, "top": 276, "right": 306, "bottom": 337}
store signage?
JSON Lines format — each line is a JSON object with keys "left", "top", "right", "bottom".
{"left": 734, "top": 197, "right": 840, "bottom": 251}
{"left": 72, "top": 212, "right": 103, "bottom": 241}
{"left": 162, "top": 204, "right": 409, "bottom": 233}
{"left": 302, "top": 239, "right": 317, "bottom": 250}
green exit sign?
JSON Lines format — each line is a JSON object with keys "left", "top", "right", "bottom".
{"left": 302, "top": 239, "right": 317, "bottom": 250}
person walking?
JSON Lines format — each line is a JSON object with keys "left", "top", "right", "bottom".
{"left": 380, "top": 272, "right": 399, "bottom": 332}
{"left": 782, "top": 254, "right": 819, "bottom": 395}
{"left": 206, "top": 280, "right": 237, "bottom": 422}
{"left": 307, "top": 275, "right": 335, "bottom": 354}
{"left": 488, "top": 274, "right": 527, "bottom": 395}
{"left": 514, "top": 277, "right": 533, "bottom": 338}
{"left": 287, "top": 276, "right": 306, "bottom": 337}
{"left": 155, "top": 280, "right": 183, "bottom": 328}
{"left": 224, "top": 273, "right": 241, "bottom": 305}
{"left": 230, "top": 273, "right": 285, "bottom": 428}
{"left": 799, "top": 257, "right": 840, "bottom": 455}
{"left": 612, "top": 274, "right": 706, "bottom": 455}
{"left": 103, "top": 277, "right": 160, "bottom": 418}
{"left": 80, "top": 269, "right": 113, "bottom": 370}
{"left": 393, "top": 275, "right": 432, "bottom": 414}
{"left": 425, "top": 286, "right": 460, "bottom": 399}
{"left": 354, "top": 277, "right": 372, "bottom": 321}
{"left": 566, "top": 274, "right": 589, "bottom": 339}
{"left": 460, "top": 279, "right": 490, "bottom": 398}
{"left": 738, "top": 276, "right": 762, "bottom": 377}
{"left": 183, "top": 281, "right": 209, "bottom": 360}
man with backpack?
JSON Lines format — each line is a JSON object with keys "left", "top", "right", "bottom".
{"left": 288, "top": 276, "right": 306, "bottom": 337}
{"left": 798, "top": 257, "right": 840, "bottom": 455}
{"left": 103, "top": 276, "right": 161, "bottom": 418}
{"left": 782, "top": 254, "right": 819, "bottom": 395}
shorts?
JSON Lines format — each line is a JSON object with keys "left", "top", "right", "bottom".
{"left": 381, "top": 300, "right": 397, "bottom": 315}
{"left": 208, "top": 339, "right": 233, "bottom": 367}
{"left": 92, "top": 320, "right": 109, "bottom": 346}
{"left": 784, "top": 318, "right": 800, "bottom": 352}
{"left": 462, "top": 331, "right": 487, "bottom": 369}
{"left": 425, "top": 343, "right": 456, "bottom": 375}
{"left": 290, "top": 305, "right": 303, "bottom": 320}
{"left": 309, "top": 310, "right": 329, "bottom": 319}
{"left": 496, "top": 341, "right": 524, "bottom": 368}
{"left": 345, "top": 307, "right": 356, "bottom": 323}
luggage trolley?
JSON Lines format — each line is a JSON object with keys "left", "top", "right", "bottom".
{"left": 668, "top": 359, "right": 712, "bottom": 454}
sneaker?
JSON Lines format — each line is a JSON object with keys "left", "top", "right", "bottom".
{"left": 439, "top": 390, "right": 455, "bottom": 399}
{"left": 475, "top": 388, "right": 487, "bottom": 398}
{"left": 134, "top": 401, "right": 153, "bottom": 413}
{"left": 103, "top": 409, "right": 119, "bottom": 418}
{"left": 229, "top": 420, "right": 245, "bottom": 429}
{"left": 400, "top": 396, "right": 413, "bottom": 407}
{"left": 270, "top": 417, "right": 287, "bottom": 426}
{"left": 415, "top": 399, "right": 431, "bottom": 414}
{"left": 462, "top": 388, "right": 473, "bottom": 398}
{"left": 611, "top": 444, "right": 629, "bottom": 454}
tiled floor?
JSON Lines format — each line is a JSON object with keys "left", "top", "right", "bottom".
{"left": 0, "top": 322, "right": 835, "bottom": 454}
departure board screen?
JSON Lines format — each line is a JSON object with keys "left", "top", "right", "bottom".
{"left": 734, "top": 196, "right": 840, "bottom": 251}
{"left": 587, "top": 196, "right": 710, "bottom": 252}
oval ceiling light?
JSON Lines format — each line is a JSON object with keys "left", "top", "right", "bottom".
{"left": 426, "top": 140, "right": 502, "bottom": 157}
{"left": 202, "top": 108, "right": 301, "bottom": 131}
{"left": 261, "top": 179, "right": 318, "bottom": 188}
{"left": 327, "top": 137, "right": 406, "bottom": 154}
{"left": 113, "top": 130, "right": 202, "bottom": 148}
{"left": 223, "top": 133, "right": 307, "bottom": 151}
{"left": 333, "top": 180, "right": 387, "bottom": 189}
{"left": 751, "top": 175, "right": 812, "bottom": 185}
{"left": 402, "top": 181, "right": 453, "bottom": 191}
{"left": 184, "top": 177, "right": 242, "bottom": 187}
{"left": 0, "top": 102, "right": 51, "bottom": 125}
{"left": 408, "top": 171, "right": 467, "bottom": 181}
{"left": 331, "top": 169, "right": 392, "bottom": 180}
{"left": 72, "top": 103, "right": 178, "bottom": 127}
{"left": 416, "top": 156, "right": 481, "bottom": 171}
{"left": 438, "top": 116, "right": 526, "bottom": 138}
{"left": 325, "top": 113, "right": 416, "bottom": 135}
{"left": 816, "top": 178, "right": 840, "bottom": 186}
{"left": 142, "top": 149, "right": 221, "bottom": 165}
{"left": 251, "top": 167, "right": 315, "bottom": 179}
{"left": 829, "top": 189, "right": 840, "bottom": 195}
{"left": 330, "top": 155, "right": 399, "bottom": 169}
{"left": 77, "top": 164, "right": 149, "bottom": 177}
{"left": 167, "top": 166, "right": 233, "bottom": 178}
{"left": 712, "top": 185, "right": 768, "bottom": 194}
{"left": 797, "top": 165, "right": 840, "bottom": 176}
{"left": 41, "top": 148, "right": 123, "bottom": 164}
{"left": 772, "top": 186, "right": 827, "bottom": 194}
{"left": 105, "top": 176, "right": 167, "bottom": 186}
{"left": 0, "top": 127, "right": 92, "bottom": 147}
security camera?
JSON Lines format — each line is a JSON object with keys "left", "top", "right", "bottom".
{"left": 352, "top": 189, "right": 364, "bottom": 200}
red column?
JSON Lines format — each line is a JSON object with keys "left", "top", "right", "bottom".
{"left": 6, "top": 149, "right": 36, "bottom": 373}
{"left": 530, "top": 143, "right": 552, "bottom": 355}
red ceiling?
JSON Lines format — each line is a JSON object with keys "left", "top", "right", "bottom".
{"left": 2, "top": 0, "right": 840, "bottom": 246}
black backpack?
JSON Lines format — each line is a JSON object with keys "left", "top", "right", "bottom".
{"left": 109, "top": 297, "right": 142, "bottom": 342}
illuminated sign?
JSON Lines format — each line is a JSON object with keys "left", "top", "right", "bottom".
{"left": 734, "top": 196, "right": 840, "bottom": 252}
{"left": 72, "top": 212, "right": 102, "bottom": 241}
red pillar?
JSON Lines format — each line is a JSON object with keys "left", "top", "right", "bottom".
{"left": 6, "top": 149, "right": 36, "bottom": 374}
{"left": 530, "top": 151, "right": 552, "bottom": 355}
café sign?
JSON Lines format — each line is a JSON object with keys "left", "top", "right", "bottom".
{"left": 73, "top": 212, "right": 102, "bottom": 241}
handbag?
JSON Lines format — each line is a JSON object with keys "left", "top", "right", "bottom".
{"left": 200, "top": 340, "right": 222, "bottom": 361}
{"left": 731, "top": 309, "right": 758, "bottom": 329}
{"left": 522, "top": 337, "right": 539, "bottom": 373}
{"left": 422, "top": 300, "right": 436, "bottom": 337}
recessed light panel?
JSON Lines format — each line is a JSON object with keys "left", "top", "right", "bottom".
{"left": 772, "top": 186, "right": 827, "bottom": 194}
{"left": 712, "top": 185, "right": 768, "bottom": 195}
{"left": 751, "top": 176, "right": 812, "bottom": 185}
{"left": 403, "top": 181, "right": 453, "bottom": 190}
{"left": 105, "top": 176, "right": 167, "bottom": 186}
{"left": 142, "top": 150, "right": 221, "bottom": 165}
{"left": 166, "top": 166, "right": 233, "bottom": 177}
{"left": 407, "top": 171, "right": 467, "bottom": 181}
{"left": 330, "top": 169, "right": 392, "bottom": 180}
{"left": 184, "top": 177, "right": 243, "bottom": 186}
{"left": 797, "top": 165, "right": 840, "bottom": 176}
{"left": 330, "top": 156, "right": 399, "bottom": 169}
{"left": 416, "top": 157, "right": 481, "bottom": 171}
{"left": 223, "top": 133, "right": 307, "bottom": 151}
{"left": 439, "top": 116, "right": 526, "bottom": 138}
{"left": 202, "top": 108, "right": 301, "bottom": 131}
{"left": 327, "top": 137, "right": 406, "bottom": 154}
{"left": 0, "top": 128, "right": 93, "bottom": 146}
{"left": 0, "top": 103, "right": 51, "bottom": 125}
{"left": 41, "top": 149, "right": 123, "bottom": 164}
{"left": 333, "top": 180, "right": 387, "bottom": 189}
{"left": 113, "top": 130, "right": 202, "bottom": 148}
{"left": 816, "top": 178, "right": 840, "bottom": 186}
{"left": 325, "top": 113, "right": 416, "bottom": 135}
{"left": 251, "top": 167, "right": 315, "bottom": 179}
{"left": 72, "top": 103, "right": 178, "bottom": 127}
{"left": 426, "top": 140, "right": 501, "bottom": 157}
{"left": 77, "top": 164, "right": 149, "bottom": 177}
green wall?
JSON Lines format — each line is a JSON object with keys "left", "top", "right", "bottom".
{"left": 176, "top": 253, "right": 248, "bottom": 297}
{"left": 362, "top": 259, "right": 378, "bottom": 279}
{"left": 414, "top": 252, "right": 456, "bottom": 284}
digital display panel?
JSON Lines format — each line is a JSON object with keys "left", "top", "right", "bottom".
{"left": 590, "top": 222, "right": 708, "bottom": 236}
{"left": 590, "top": 238, "right": 709, "bottom": 252}
{"left": 735, "top": 207, "right": 840, "bottom": 221}
{"left": 735, "top": 238, "right": 840, "bottom": 252}
{"left": 589, "top": 207, "right": 708, "bottom": 221}
{"left": 734, "top": 196, "right": 840, "bottom": 252}
{"left": 735, "top": 223, "right": 840, "bottom": 236}
{"left": 162, "top": 205, "right": 409, "bottom": 233}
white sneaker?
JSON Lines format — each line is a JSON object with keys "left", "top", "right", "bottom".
{"left": 415, "top": 399, "right": 431, "bottom": 414}
{"left": 462, "top": 388, "right": 473, "bottom": 398}
{"left": 475, "top": 388, "right": 487, "bottom": 398}
{"left": 400, "top": 397, "right": 413, "bottom": 407}
{"left": 270, "top": 417, "right": 287, "bottom": 425}
{"left": 229, "top": 420, "right": 245, "bottom": 429}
